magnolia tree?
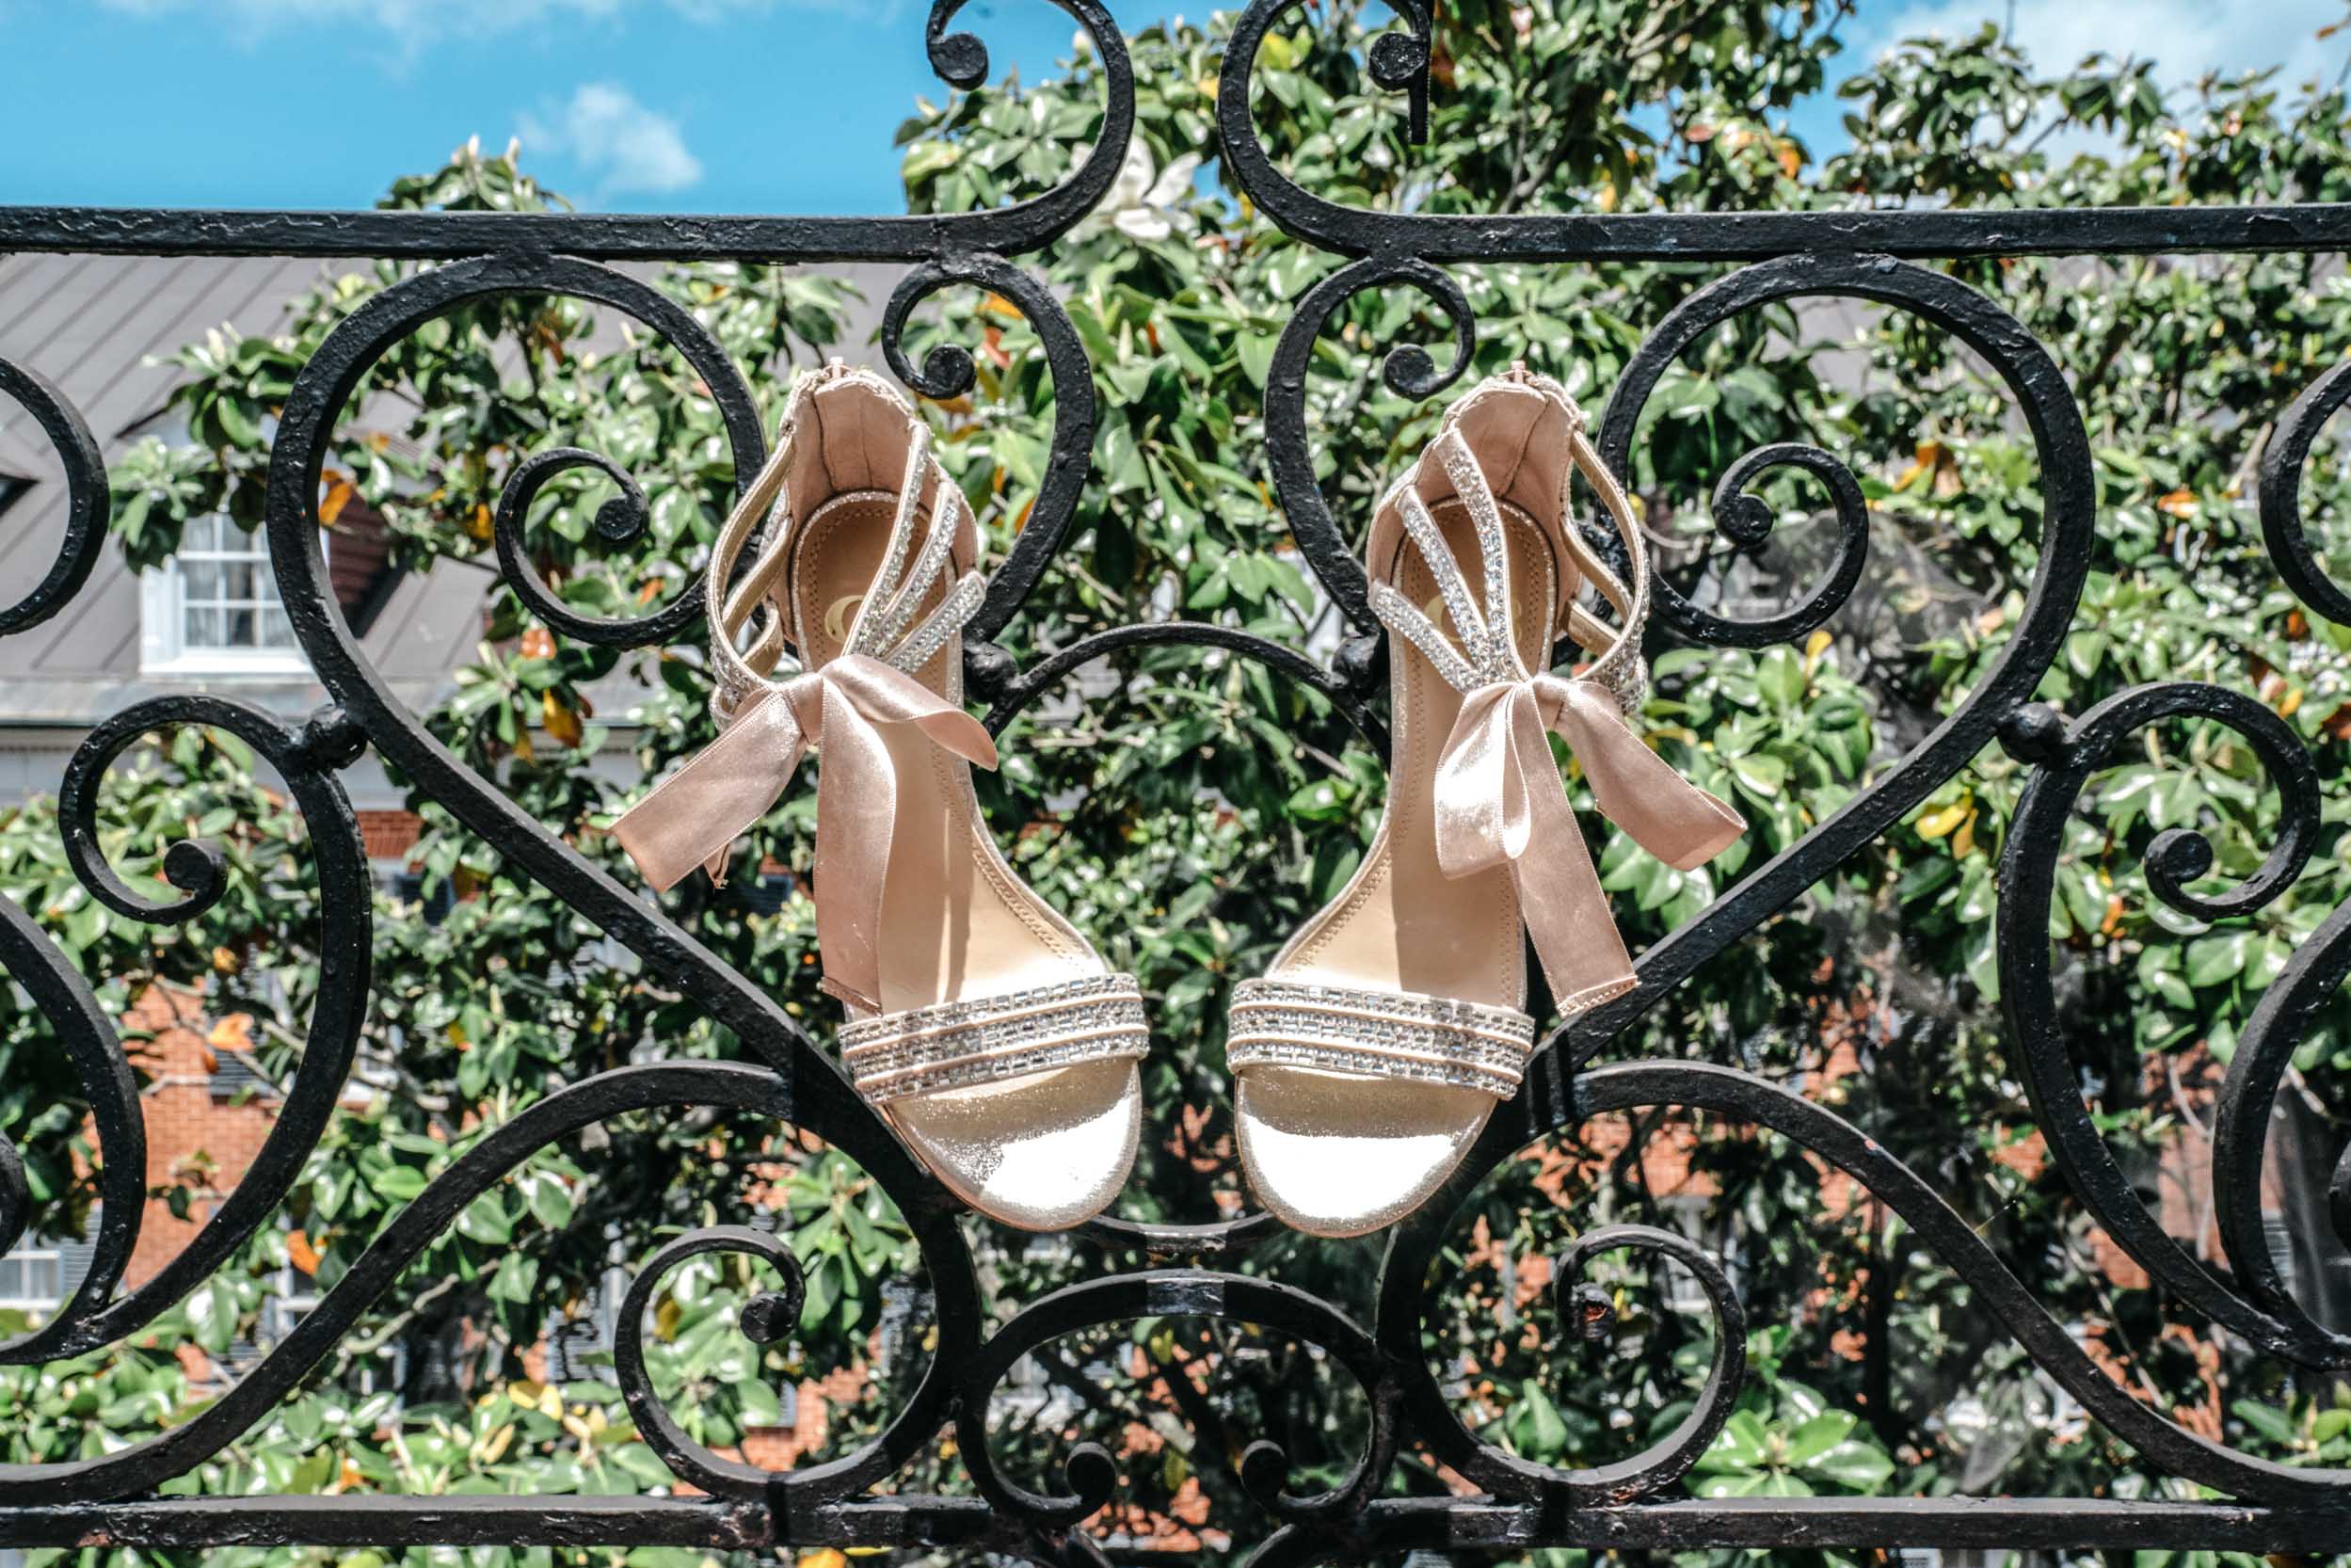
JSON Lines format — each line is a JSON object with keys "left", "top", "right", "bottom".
{"left": 4, "top": 4, "right": 2351, "bottom": 1565}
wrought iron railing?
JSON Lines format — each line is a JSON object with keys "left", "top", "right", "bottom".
{"left": 4, "top": 0, "right": 2351, "bottom": 1558}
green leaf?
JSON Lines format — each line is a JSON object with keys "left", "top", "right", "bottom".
{"left": 487, "top": 1251, "right": 538, "bottom": 1305}
{"left": 1729, "top": 753, "right": 1787, "bottom": 798}
{"left": 732, "top": 1378, "right": 784, "bottom": 1427}
{"left": 1513, "top": 1381, "right": 1569, "bottom": 1457}
{"left": 2231, "top": 1400, "right": 2297, "bottom": 1446}
{"left": 1238, "top": 332, "right": 1279, "bottom": 390}
{"left": 1691, "top": 1470, "right": 1768, "bottom": 1497}
{"left": 1696, "top": 1410, "right": 1769, "bottom": 1471}
{"left": 612, "top": 1443, "right": 676, "bottom": 1488}
{"left": 523, "top": 1173, "right": 575, "bottom": 1231}
{"left": 375, "top": 1166, "right": 428, "bottom": 1203}
{"left": 2185, "top": 930, "right": 2251, "bottom": 986}
{"left": 458, "top": 1193, "right": 514, "bottom": 1245}
{"left": 214, "top": 395, "right": 262, "bottom": 450}
{"left": 1783, "top": 1410, "right": 1856, "bottom": 1465}
{"left": 1803, "top": 1439, "right": 1895, "bottom": 1491}
{"left": 901, "top": 140, "right": 961, "bottom": 183}
{"left": 1754, "top": 647, "right": 1806, "bottom": 708}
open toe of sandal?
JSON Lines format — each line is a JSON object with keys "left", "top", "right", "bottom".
{"left": 1231, "top": 980, "right": 1532, "bottom": 1237}
{"left": 844, "top": 979, "right": 1145, "bottom": 1232}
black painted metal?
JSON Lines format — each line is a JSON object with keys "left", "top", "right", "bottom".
{"left": 0, "top": 0, "right": 2349, "bottom": 1556}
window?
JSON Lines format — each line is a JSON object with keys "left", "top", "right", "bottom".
{"left": 542, "top": 1308, "right": 609, "bottom": 1384}
{"left": 0, "top": 1243, "right": 63, "bottom": 1311}
{"left": 210, "top": 1047, "right": 279, "bottom": 1102}
{"left": 265, "top": 1256, "right": 323, "bottom": 1346}
{"left": 140, "top": 514, "right": 306, "bottom": 676}
{"left": 177, "top": 514, "right": 296, "bottom": 653}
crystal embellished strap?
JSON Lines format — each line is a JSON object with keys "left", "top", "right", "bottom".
{"left": 1226, "top": 977, "right": 1539, "bottom": 1100}
{"left": 707, "top": 363, "right": 988, "bottom": 725}
{"left": 1368, "top": 431, "right": 1527, "bottom": 693}
{"left": 1369, "top": 365, "right": 1652, "bottom": 714}
{"left": 840, "top": 974, "right": 1150, "bottom": 1105}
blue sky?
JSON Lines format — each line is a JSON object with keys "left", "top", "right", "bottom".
{"left": 0, "top": 0, "right": 2343, "bottom": 216}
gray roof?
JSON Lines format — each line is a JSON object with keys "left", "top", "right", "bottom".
{"left": 0, "top": 254, "right": 900, "bottom": 729}
{"left": 0, "top": 253, "right": 482, "bottom": 722}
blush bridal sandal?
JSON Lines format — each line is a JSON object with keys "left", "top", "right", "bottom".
{"left": 615, "top": 362, "right": 1146, "bottom": 1231}
{"left": 1227, "top": 366, "right": 1745, "bottom": 1237}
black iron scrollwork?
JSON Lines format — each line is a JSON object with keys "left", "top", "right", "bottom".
{"left": 0, "top": 359, "right": 105, "bottom": 637}
{"left": 1, "top": 0, "right": 2350, "bottom": 1557}
{"left": 1394, "top": 1222, "right": 1748, "bottom": 1514}
{"left": 493, "top": 446, "right": 697, "bottom": 648}
{"left": 4, "top": 696, "right": 374, "bottom": 1365}
{"left": 1998, "top": 686, "right": 2340, "bottom": 1368}
{"left": 2262, "top": 360, "right": 2351, "bottom": 628}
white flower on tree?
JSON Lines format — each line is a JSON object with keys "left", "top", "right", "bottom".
{"left": 1073, "top": 139, "right": 1202, "bottom": 242}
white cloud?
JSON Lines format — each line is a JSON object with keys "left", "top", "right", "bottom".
{"left": 518, "top": 82, "right": 704, "bottom": 197}
{"left": 1874, "top": 0, "right": 2345, "bottom": 89}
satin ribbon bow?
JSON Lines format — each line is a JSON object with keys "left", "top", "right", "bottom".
{"left": 612, "top": 652, "right": 997, "bottom": 1011}
{"left": 1433, "top": 671, "right": 1744, "bottom": 1015}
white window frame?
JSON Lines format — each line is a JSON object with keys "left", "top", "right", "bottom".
{"left": 0, "top": 1240, "right": 64, "bottom": 1312}
{"left": 265, "top": 1258, "right": 324, "bottom": 1344}
{"left": 1657, "top": 1193, "right": 1726, "bottom": 1315}
{"left": 139, "top": 513, "right": 310, "bottom": 678}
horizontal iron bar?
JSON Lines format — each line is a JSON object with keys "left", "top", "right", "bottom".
{"left": 3, "top": 1494, "right": 2347, "bottom": 1551}
{"left": 0, "top": 207, "right": 1008, "bottom": 263}
{"left": 1280, "top": 202, "right": 2351, "bottom": 263}
{"left": 6, "top": 201, "right": 2351, "bottom": 262}
{"left": 0, "top": 1494, "right": 998, "bottom": 1550}
{"left": 1381, "top": 1496, "right": 2351, "bottom": 1554}
{"left": 0, "top": 1496, "right": 776, "bottom": 1550}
